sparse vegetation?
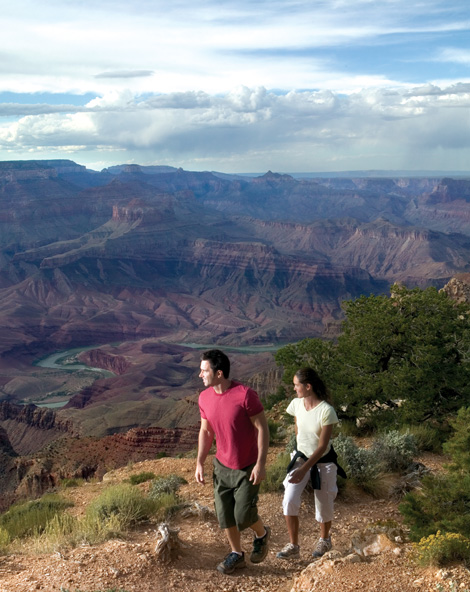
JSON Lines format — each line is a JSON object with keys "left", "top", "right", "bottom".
{"left": 267, "top": 418, "right": 281, "bottom": 443}
{"left": 401, "top": 423, "right": 443, "bottom": 453}
{"left": 127, "top": 471, "right": 156, "bottom": 485}
{"left": 400, "top": 407, "right": 470, "bottom": 543}
{"left": 147, "top": 474, "right": 188, "bottom": 519}
{"left": 333, "top": 433, "right": 383, "bottom": 496}
{"left": 34, "top": 511, "right": 124, "bottom": 551}
{"left": 411, "top": 531, "right": 470, "bottom": 567}
{"left": 260, "top": 451, "right": 290, "bottom": 493}
{"left": 86, "top": 483, "right": 154, "bottom": 529}
{"left": 0, "top": 494, "right": 73, "bottom": 540}
{"left": 371, "top": 430, "right": 418, "bottom": 472}
{"left": 262, "top": 385, "right": 288, "bottom": 410}
{"left": 148, "top": 474, "right": 187, "bottom": 499}
{"left": 60, "top": 477, "right": 85, "bottom": 488}
{"left": 0, "top": 527, "right": 10, "bottom": 554}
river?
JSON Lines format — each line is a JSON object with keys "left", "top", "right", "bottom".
{"left": 33, "top": 346, "right": 114, "bottom": 408}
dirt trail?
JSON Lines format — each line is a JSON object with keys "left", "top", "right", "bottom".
{"left": 0, "top": 453, "right": 468, "bottom": 592}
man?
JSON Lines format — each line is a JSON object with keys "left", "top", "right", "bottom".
{"left": 195, "top": 349, "right": 270, "bottom": 574}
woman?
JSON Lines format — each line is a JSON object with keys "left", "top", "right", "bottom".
{"left": 276, "top": 367, "right": 341, "bottom": 560}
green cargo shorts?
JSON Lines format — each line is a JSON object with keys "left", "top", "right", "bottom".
{"left": 212, "top": 457, "right": 260, "bottom": 531}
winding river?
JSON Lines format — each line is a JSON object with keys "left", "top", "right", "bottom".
{"left": 33, "top": 346, "right": 114, "bottom": 408}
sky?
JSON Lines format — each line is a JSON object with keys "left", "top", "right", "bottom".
{"left": 1, "top": 0, "right": 469, "bottom": 174}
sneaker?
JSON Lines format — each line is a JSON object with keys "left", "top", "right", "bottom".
{"left": 276, "top": 542, "right": 300, "bottom": 560}
{"left": 312, "top": 537, "right": 332, "bottom": 558}
{"left": 250, "top": 526, "right": 271, "bottom": 563}
{"left": 217, "top": 551, "right": 246, "bottom": 574}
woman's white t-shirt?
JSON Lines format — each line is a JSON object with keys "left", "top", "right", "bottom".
{"left": 286, "top": 398, "right": 338, "bottom": 458}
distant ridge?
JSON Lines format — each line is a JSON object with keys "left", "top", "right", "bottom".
{"left": 233, "top": 170, "right": 470, "bottom": 179}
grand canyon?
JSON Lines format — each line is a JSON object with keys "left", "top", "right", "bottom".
{"left": 1, "top": 159, "right": 470, "bottom": 503}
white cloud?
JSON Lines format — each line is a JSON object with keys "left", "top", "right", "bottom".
{"left": 2, "top": 0, "right": 469, "bottom": 95}
{"left": 437, "top": 48, "right": 470, "bottom": 65}
{"left": 1, "top": 0, "right": 469, "bottom": 171}
{"left": 1, "top": 83, "right": 469, "bottom": 172}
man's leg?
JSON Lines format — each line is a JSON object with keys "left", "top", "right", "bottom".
{"left": 250, "top": 518, "right": 267, "bottom": 538}
{"left": 225, "top": 525, "right": 243, "bottom": 553}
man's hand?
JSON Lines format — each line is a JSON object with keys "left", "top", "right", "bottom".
{"left": 195, "top": 462, "right": 205, "bottom": 485}
{"left": 249, "top": 462, "right": 266, "bottom": 485}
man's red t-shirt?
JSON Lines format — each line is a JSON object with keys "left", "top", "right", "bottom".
{"left": 198, "top": 380, "right": 264, "bottom": 470}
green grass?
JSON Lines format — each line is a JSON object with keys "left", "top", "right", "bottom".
{"left": 0, "top": 494, "right": 73, "bottom": 540}
{"left": 127, "top": 471, "right": 156, "bottom": 485}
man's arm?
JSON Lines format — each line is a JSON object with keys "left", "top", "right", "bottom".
{"left": 195, "top": 417, "right": 215, "bottom": 485}
{"left": 249, "top": 410, "right": 269, "bottom": 485}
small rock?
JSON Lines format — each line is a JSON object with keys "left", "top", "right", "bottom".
{"left": 343, "top": 553, "right": 362, "bottom": 563}
{"left": 436, "top": 569, "right": 451, "bottom": 580}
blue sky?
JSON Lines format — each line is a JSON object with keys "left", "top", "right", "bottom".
{"left": 1, "top": 0, "right": 469, "bottom": 173}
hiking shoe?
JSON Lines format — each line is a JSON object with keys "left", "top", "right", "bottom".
{"left": 312, "top": 537, "right": 332, "bottom": 558}
{"left": 276, "top": 542, "right": 300, "bottom": 560}
{"left": 217, "top": 552, "right": 246, "bottom": 574}
{"left": 250, "top": 526, "right": 271, "bottom": 563}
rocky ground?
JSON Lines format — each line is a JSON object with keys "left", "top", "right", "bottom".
{"left": 0, "top": 450, "right": 469, "bottom": 592}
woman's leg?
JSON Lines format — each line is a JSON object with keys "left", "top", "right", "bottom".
{"left": 314, "top": 463, "right": 337, "bottom": 534}
{"left": 282, "top": 464, "right": 310, "bottom": 544}
{"left": 320, "top": 521, "right": 331, "bottom": 539}
{"left": 285, "top": 515, "right": 299, "bottom": 545}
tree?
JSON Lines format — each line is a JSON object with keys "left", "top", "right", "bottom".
{"left": 274, "top": 337, "right": 336, "bottom": 389}
{"left": 275, "top": 285, "right": 470, "bottom": 428}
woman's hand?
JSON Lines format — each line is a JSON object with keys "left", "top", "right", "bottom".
{"left": 288, "top": 465, "right": 308, "bottom": 484}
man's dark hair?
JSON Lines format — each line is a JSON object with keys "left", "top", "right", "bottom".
{"left": 201, "top": 349, "right": 230, "bottom": 379}
{"left": 295, "top": 367, "right": 330, "bottom": 402}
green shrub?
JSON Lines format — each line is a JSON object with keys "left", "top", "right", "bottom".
{"left": 0, "top": 494, "right": 73, "bottom": 539}
{"left": 333, "top": 433, "right": 382, "bottom": 493}
{"left": 127, "top": 472, "right": 156, "bottom": 485}
{"left": 153, "top": 492, "right": 181, "bottom": 520}
{"left": 148, "top": 474, "right": 187, "bottom": 500}
{"left": 399, "top": 472, "right": 470, "bottom": 541}
{"left": 261, "top": 452, "right": 290, "bottom": 493}
{"left": 401, "top": 424, "right": 443, "bottom": 453}
{"left": 411, "top": 531, "right": 470, "bottom": 567}
{"left": 338, "top": 419, "right": 361, "bottom": 437}
{"left": 371, "top": 430, "right": 418, "bottom": 472}
{"left": 60, "top": 478, "right": 85, "bottom": 488}
{"left": 0, "top": 527, "right": 10, "bottom": 553}
{"left": 37, "top": 511, "right": 125, "bottom": 551}
{"left": 400, "top": 409, "right": 470, "bottom": 545}
{"left": 267, "top": 419, "right": 280, "bottom": 443}
{"left": 86, "top": 484, "right": 154, "bottom": 529}
{"left": 286, "top": 431, "right": 296, "bottom": 454}
{"left": 263, "top": 386, "right": 287, "bottom": 410}
{"left": 443, "top": 407, "right": 470, "bottom": 473}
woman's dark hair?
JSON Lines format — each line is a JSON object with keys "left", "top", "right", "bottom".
{"left": 295, "top": 367, "right": 330, "bottom": 402}
{"left": 201, "top": 349, "right": 230, "bottom": 378}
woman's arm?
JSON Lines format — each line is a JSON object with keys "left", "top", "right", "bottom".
{"left": 288, "top": 423, "right": 333, "bottom": 484}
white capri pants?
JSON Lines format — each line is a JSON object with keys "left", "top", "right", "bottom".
{"left": 282, "top": 460, "right": 338, "bottom": 523}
